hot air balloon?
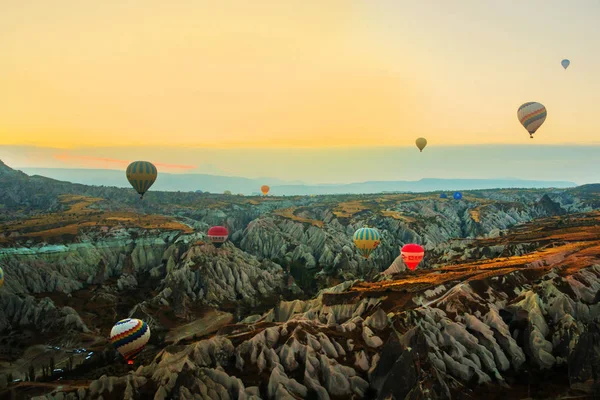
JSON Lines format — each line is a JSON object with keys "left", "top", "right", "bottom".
{"left": 261, "top": 185, "right": 270, "bottom": 196}
{"left": 415, "top": 137, "right": 427, "bottom": 152}
{"left": 561, "top": 59, "right": 570, "bottom": 70}
{"left": 0, "top": 267, "right": 4, "bottom": 289}
{"left": 126, "top": 161, "right": 157, "bottom": 199}
{"left": 208, "top": 226, "right": 229, "bottom": 248}
{"left": 353, "top": 228, "right": 381, "bottom": 259}
{"left": 401, "top": 244, "right": 424, "bottom": 271}
{"left": 110, "top": 318, "right": 150, "bottom": 365}
{"left": 453, "top": 192, "right": 462, "bottom": 200}
{"left": 517, "top": 102, "right": 547, "bottom": 139}
{"left": 440, "top": 193, "right": 448, "bottom": 199}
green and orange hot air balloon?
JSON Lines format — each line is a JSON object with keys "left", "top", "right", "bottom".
{"left": 353, "top": 228, "right": 381, "bottom": 259}
{"left": 126, "top": 161, "right": 157, "bottom": 199}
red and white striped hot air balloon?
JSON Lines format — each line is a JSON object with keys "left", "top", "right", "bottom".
{"left": 401, "top": 244, "right": 424, "bottom": 271}
{"left": 208, "top": 226, "right": 229, "bottom": 248}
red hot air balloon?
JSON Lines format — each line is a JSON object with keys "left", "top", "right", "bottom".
{"left": 208, "top": 226, "right": 229, "bottom": 248}
{"left": 401, "top": 244, "right": 424, "bottom": 271}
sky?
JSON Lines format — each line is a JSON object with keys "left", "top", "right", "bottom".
{"left": 1, "top": 1, "right": 600, "bottom": 183}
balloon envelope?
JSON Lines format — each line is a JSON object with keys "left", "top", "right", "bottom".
{"left": 561, "top": 59, "right": 570, "bottom": 69}
{"left": 126, "top": 161, "right": 157, "bottom": 198}
{"left": 261, "top": 185, "right": 270, "bottom": 195}
{"left": 415, "top": 137, "right": 427, "bottom": 152}
{"left": 0, "top": 267, "right": 4, "bottom": 289}
{"left": 110, "top": 318, "right": 151, "bottom": 361}
{"left": 517, "top": 102, "right": 547, "bottom": 138}
{"left": 353, "top": 228, "right": 381, "bottom": 259}
{"left": 440, "top": 193, "right": 448, "bottom": 199}
{"left": 401, "top": 243, "right": 424, "bottom": 270}
{"left": 208, "top": 226, "right": 229, "bottom": 248}
{"left": 453, "top": 192, "right": 462, "bottom": 200}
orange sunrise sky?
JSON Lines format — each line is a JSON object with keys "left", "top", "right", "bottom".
{"left": 1, "top": 1, "right": 600, "bottom": 183}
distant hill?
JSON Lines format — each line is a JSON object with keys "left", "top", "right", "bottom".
{"left": 271, "top": 178, "right": 577, "bottom": 195}
{"left": 19, "top": 168, "right": 292, "bottom": 195}
{"left": 19, "top": 167, "right": 576, "bottom": 195}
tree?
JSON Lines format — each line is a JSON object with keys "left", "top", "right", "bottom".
{"left": 28, "top": 365, "right": 35, "bottom": 382}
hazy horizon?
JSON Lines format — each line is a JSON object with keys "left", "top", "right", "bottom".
{"left": 2, "top": 144, "right": 596, "bottom": 186}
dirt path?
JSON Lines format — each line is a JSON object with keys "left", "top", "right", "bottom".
{"left": 165, "top": 310, "right": 234, "bottom": 344}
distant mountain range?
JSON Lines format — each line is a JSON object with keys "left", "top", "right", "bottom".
{"left": 19, "top": 167, "right": 576, "bottom": 195}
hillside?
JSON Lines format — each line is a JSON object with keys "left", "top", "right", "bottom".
{"left": 1, "top": 160, "right": 600, "bottom": 399}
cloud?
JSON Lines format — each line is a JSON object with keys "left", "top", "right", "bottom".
{"left": 53, "top": 153, "right": 196, "bottom": 170}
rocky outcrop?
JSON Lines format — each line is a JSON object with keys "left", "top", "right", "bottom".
{"left": 0, "top": 293, "right": 89, "bottom": 333}
{"left": 154, "top": 242, "right": 287, "bottom": 313}
{"left": 0, "top": 231, "right": 181, "bottom": 295}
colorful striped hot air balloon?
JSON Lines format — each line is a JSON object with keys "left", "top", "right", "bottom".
{"left": 0, "top": 267, "right": 4, "bottom": 289}
{"left": 401, "top": 243, "right": 424, "bottom": 271}
{"left": 353, "top": 228, "right": 381, "bottom": 259}
{"left": 208, "top": 226, "right": 229, "bottom": 248}
{"left": 126, "top": 161, "right": 158, "bottom": 199}
{"left": 517, "top": 102, "right": 547, "bottom": 139}
{"left": 261, "top": 185, "right": 270, "bottom": 196}
{"left": 110, "top": 318, "right": 151, "bottom": 364}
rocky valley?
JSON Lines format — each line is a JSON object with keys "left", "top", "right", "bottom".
{"left": 2, "top": 160, "right": 600, "bottom": 399}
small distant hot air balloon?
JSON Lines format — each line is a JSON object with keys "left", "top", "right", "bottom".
{"left": 517, "top": 102, "right": 547, "bottom": 139}
{"left": 126, "top": 161, "right": 158, "bottom": 199}
{"left": 0, "top": 267, "right": 4, "bottom": 289}
{"left": 208, "top": 226, "right": 229, "bottom": 248}
{"left": 353, "top": 228, "right": 381, "bottom": 259}
{"left": 401, "top": 244, "right": 424, "bottom": 271}
{"left": 561, "top": 59, "right": 570, "bottom": 70}
{"left": 453, "top": 192, "right": 462, "bottom": 200}
{"left": 261, "top": 185, "right": 270, "bottom": 196}
{"left": 440, "top": 193, "right": 448, "bottom": 199}
{"left": 415, "top": 137, "right": 427, "bottom": 152}
{"left": 110, "top": 318, "right": 150, "bottom": 365}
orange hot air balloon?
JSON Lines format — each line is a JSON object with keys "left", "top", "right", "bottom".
{"left": 261, "top": 185, "right": 270, "bottom": 196}
{"left": 401, "top": 244, "right": 424, "bottom": 271}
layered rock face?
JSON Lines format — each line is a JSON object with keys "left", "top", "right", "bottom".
{"left": 31, "top": 259, "right": 600, "bottom": 399}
